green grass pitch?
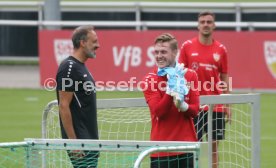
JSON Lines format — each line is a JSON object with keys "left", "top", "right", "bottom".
{"left": 0, "top": 88, "right": 275, "bottom": 167}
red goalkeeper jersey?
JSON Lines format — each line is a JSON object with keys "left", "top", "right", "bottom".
{"left": 142, "top": 68, "right": 199, "bottom": 157}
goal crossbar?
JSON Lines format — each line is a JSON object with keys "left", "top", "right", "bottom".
{"left": 0, "top": 139, "right": 204, "bottom": 168}
{"left": 42, "top": 94, "right": 259, "bottom": 110}
{"left": 25, "top": 138, "right": 201, "bottom": 152}
{"left": 41, "top": 93, "right": 260, "bottom": 168}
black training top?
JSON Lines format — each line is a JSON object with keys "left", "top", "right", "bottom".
{"left": 56, "top": 56, "right": 99, "bottom": 140}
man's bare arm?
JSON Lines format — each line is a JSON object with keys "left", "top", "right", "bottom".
{"left": 58, "top": 91, "right": 77, "bottom": 139}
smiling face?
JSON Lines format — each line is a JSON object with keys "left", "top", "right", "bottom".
{"left": 198, "top": 14, "right": 216, "bottom": 38}
{"left": 154, "top": 41, "right": 177, "bottom": 68}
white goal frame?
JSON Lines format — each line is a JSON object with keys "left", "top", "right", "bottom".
{"left": 41, "top": 93, "right": 260, "bottom": 168}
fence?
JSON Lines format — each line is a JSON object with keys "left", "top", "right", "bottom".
{"left": 0, "top": 1, "right": 276, "bottom": 30}
{"left": 1, "top": 1, "right": 276, "bottom": 59}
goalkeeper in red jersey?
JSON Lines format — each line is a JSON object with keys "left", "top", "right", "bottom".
{"left": 178, "top": 11, "right": 231, "bottom": 168}
{"left": 142, "top": 33, "right": 199, "bottom": 168}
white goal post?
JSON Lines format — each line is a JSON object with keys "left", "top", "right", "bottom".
{"left": 41, "top": 93, "right": 260, "bottom": 168}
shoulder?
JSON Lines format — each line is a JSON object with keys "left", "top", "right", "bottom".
{"left": 214, "top": 40, "right": 228, "bottom": 53}
{"left": 60, "top": 56, "right": 78, "bottom": 65}
{"left": 140, "top": 71, "right": 160, "bottom": 92}
{"left": 59, "top": 57, "right": 77, "bottom": 69}
{"left": 180, "top": 38, "right": 196, "bottom": 50}
{"left": 57, "top": 57, "right": 79, "bottom": 78}
{"left": 143, "top": 71, "right": 158, "bottom": 83}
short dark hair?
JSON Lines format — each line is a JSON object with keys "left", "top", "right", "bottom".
{"left": 198, "top": 11, "right": 215, "bottom": 20}
{"left": 72, "top": 25, "right": 95, "bottom": 49}
{"left": 154, "top": 33, "right": 178, "bottom": 51}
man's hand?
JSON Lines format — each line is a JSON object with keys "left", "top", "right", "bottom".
{"left": 158, "top": 63, "right": 189, "bottom": 106}
{"left": 166, "top": 73, "right": 177, "bottom": 95}
{"left": 172, "top": 92, "right": 182, "bottom": 108}
{"left": 175, "top": 63, "right": 189, "bottom": 95}
{"left": 225, "top": 104, "right": 232, "bottom": 124}
{"left": 172, "top": 63, "right": 189, "bottom": 108}
{"left": 157, "top": 66, "right": 177, "bottom": 95}
{"left": 69, "top": 150, "right": 85, "bottom": 159}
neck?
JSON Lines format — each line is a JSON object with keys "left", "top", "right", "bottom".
{"left": 72, "top": 50, "right": 87, "bottom": 63}
{"left": 167, "top": 61, "right": 176, "bottom": 68}
{"left": 198, "top": 34, "right": 213, "bottom": 45}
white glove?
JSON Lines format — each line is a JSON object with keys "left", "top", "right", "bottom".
{"left": 178, "top": 101, "right": 189, "bottom": 112}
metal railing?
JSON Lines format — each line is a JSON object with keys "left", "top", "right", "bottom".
{"left": 0, "top": 1, "right": 276, "bottom": 31}
{"left": 1, "top": 20, "right": 276, "bottom": 31}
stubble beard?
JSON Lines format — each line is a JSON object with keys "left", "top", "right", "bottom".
{"left": 87, "top": 51, "right": 96, "bottom": 59}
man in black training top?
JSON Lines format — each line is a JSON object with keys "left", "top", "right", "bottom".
{"left": 56, "top": 25, "right": 100, "bottom": 168}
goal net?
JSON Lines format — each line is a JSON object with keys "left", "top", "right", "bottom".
{"left": 198, "top": 94, "right": 260, "bottom": 168}
{"left": 41, "top": 98, "right": 153, "bottom": 167}
{"left": 40, "top": 94, "right": 260, "bottom": 168}
{"left": 42, "top": 98, "right": 151, "bottom": 141}
{"left": 0, "top": 94, "right": 260, "bottom": 168}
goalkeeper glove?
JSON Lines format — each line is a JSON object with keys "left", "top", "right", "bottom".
{"left": 175, "top": 63, "right": 189, "bottom": 96}
{"left": 157, "top": 67, "right": 175, "bottom": 77}
{"left": 157, "top": 67, "right": 177, "bottom": 95}
{"left": 179, "top": 101, "right": 189, "bottom": 112}
{"left": 166, "top": 73, "right": 177, "bottom": 95}
{"left": 171, "top": 63, "right": 189, "bottom": 106}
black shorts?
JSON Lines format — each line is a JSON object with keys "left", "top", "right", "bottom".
{"left": 194, "top": 111, "right": 225, "bottom": 141}
{"left": 151, "top": 153, "right": 194, "bottom": 168}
